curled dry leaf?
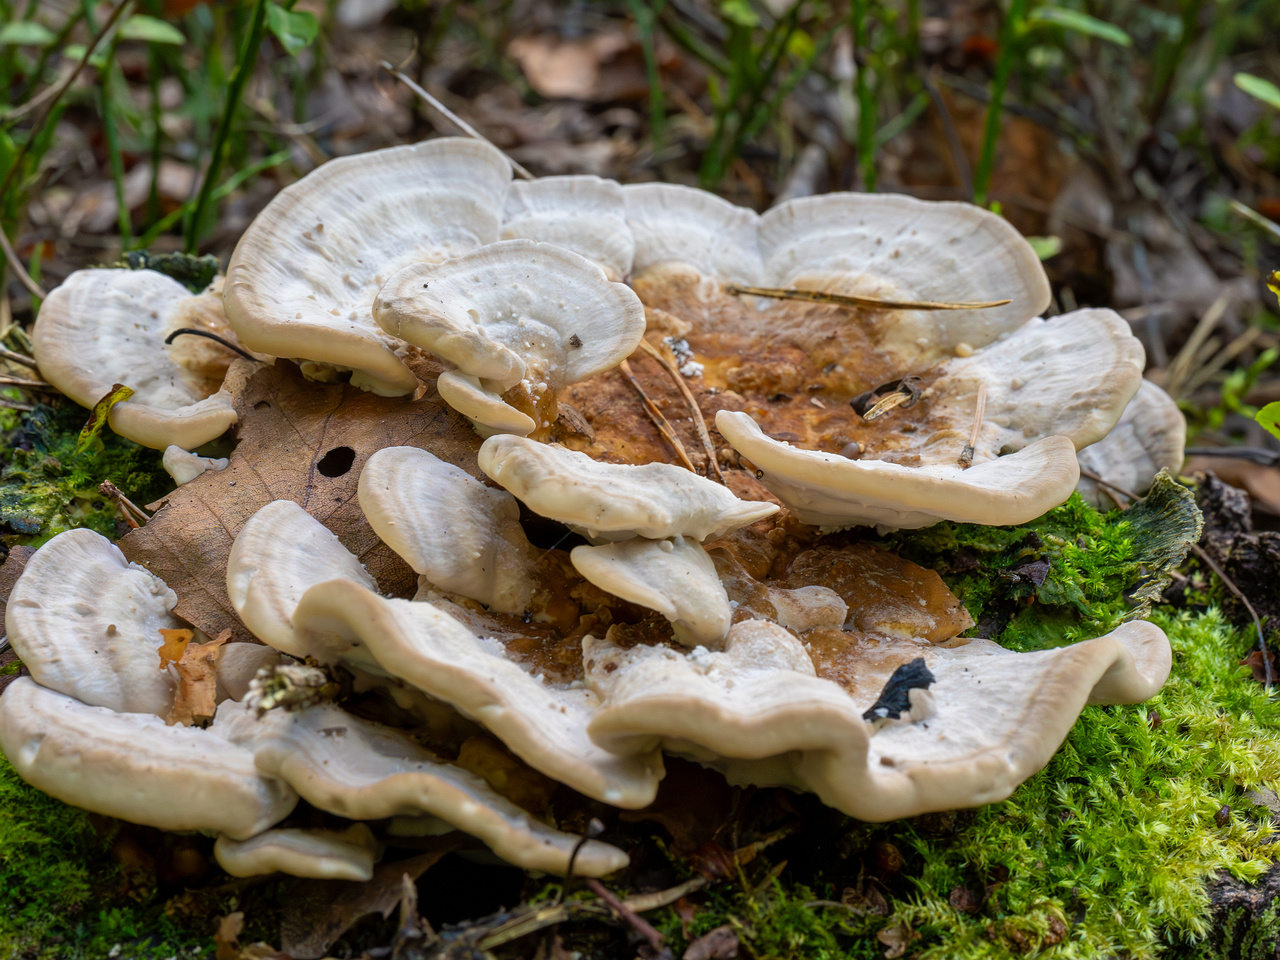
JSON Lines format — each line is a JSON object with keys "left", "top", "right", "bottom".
{"left": 165, "top": 630, "right": 230, "bottom": 726}
{"left": 213, "top": 911, "right": 245, "bottom": 960}
{"left": 119, "top": 359, "right": 480, "bottom": 642}
{"left": 683, "top": 924, "right": 739, "bottom": 960}
{"left": 156, "top": 627, "right": 193, "bottom": 670}
{"left": 877, "top": 920, "right": 918, "bottom": 959}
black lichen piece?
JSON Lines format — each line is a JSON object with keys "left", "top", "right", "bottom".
{"left": 861, "top": 657, "right": 937, "bottom": 722}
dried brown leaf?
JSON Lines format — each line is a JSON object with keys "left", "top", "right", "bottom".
{"left": 683, "top": 924, "right": 739, "bottom": 960}
{"left": 877, "top": 920, "right": 918, "bottom": 959}
{"left": 1241, "top": 649, "right": 1278, "bottom": 684}
{"left": 165, "top": 630, "right": 230, "bottom": 726}
{"left": 213, "top": 911, "right": 245, "bottom": 960}
{"left": 119, "top": 360, "right": 480, "bottom": 643}
{"left": 157, "top": 627, "right": 194, "bottom": 670}
{"left": 280, "top": 843, "right": 460, "bottom": 960}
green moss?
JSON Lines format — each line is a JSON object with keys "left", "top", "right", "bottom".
{"left": 0, "top": 403, "right": 171, "bottom": 547}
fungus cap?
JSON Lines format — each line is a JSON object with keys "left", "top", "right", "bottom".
{"left": 162, "top": 445, "right": 229, "bottom": 486}
{"left": 33, "top": 269, "right": 239, "bottom": 449}
{"left": 479, "top": 434, "right": 778, "bottom": 540}
{"left": 501, "top": 176, "right": 634, "bottom": 281}
{"left": 0, "top": 678, "right": 297, "bottom": 840}
{"left": 214, "top": 824, "right": 377, "bottom": 881}
{"left": 1077, "top": 379, "right": 1186, "bottom": 507}
{"left": 570, "top": 537, "right": 732, "bottom": 648}
{"left": 5, "top": 528, "right": 179, "bottom": 716}
{"left": 358, "top": 446, "right": 539, "bottom": 615}
{"left": 373, "top": 240, "right": 646, "bottom": 433}
{"left": 224, "top": 138, "right": 513, "bottom": 396}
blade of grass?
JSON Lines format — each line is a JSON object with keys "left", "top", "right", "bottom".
{"left": 973, "top": 0, "right": 1028, "bottom": 206}
{"left": 136, "top": 148, "right": 290, "bottom": 250}
{"left": 851, "top": 0, "right": 877, "bottom": 190}
{"left": 99, "top": 51, "right": 133, "bottom": 246}
{"left": 628, "top": 0, "right": 666, "bottom": 148}
{"left": 184, "top": 0, "right": 268, "bottom": 253}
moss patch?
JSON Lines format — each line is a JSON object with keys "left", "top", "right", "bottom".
{"left": 0, "top": 402, "right": 171, "bottom": 547}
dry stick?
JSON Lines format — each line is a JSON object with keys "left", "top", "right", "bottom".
{"left": 584, "top": 878, "right": 667, "bottom": 952}
{"left": 0, "top": 345, "right": 39, "bottom": 370}
{"left": 380, "top": 60, "right": 535, "bottom": 181}
{"left": 1165, "top": 293, "right": 1230, "bottom": 400}
{"left": 619, "top": 358, "right": 698, "bottom": 472}
{"left": 98, "top": 481, "right": 150, "bottom": 529}
{"left": 0, "top": 228, "right": 45, "bottom": 302}
{"left": 1077, "top": 466, "right": 1274, "bottom": 688}
{"left": 1182, "top": 326, "right": 1263, "bottom": 397}
{"left": 958, "top": 383, "right": 988, "bottom": 468}
{"left": 0, "top": 397, "right": 34, "bottom": 412}
{"left": 725, "top": 283, "right": 1010, "bottom": 311}
{"left": 637, "top": 339, "right": 725, "bottom": 483}
{"left": 0, "top": 375, "right": 52, "bottom": 390}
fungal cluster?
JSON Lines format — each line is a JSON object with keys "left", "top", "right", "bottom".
{"left": 6, "top": 138, "right": 1184, "bottom": 881}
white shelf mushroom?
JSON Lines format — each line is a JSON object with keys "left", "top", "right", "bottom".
{"left": 33, "top": 269, "right": 241, "bottom": 450}
{"left": 1077, "top": 379, "right": 1186, "bottom": 507}
{"left": 214, "top": 824, "right": 378, "bottom": 882}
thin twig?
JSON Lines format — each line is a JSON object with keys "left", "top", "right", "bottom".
{"left": 922, "top": 66, "right": 973, "bottom": 200}
{"left": 726, "top": 283, "right": 1010, "bottom": 311}
{"left": 0, "top": 397, "right": 35, "bottom": 412}
{"left": 164, "top": 328, "right": 261, "bottom": 362}
{"left": 1078, "top": 467, "right": 1273, "bottom": 688}
{"left": 637, "top": 339, "right": 725, "bottom": 483}
{"left": 0, "top": 375, "right": 52, "bottom": 390}
{"left": 1165, "top": 293, "right": 1230, "bottom": 400}
{"left": 619, "top": 359, "right": 697, "bottom": 472}
{"left": 958, "top": 382, "right": 987, "bottom": 467}
{"left": 380, "top": 60, "right": 535, "bottom": 181}
{"left": 0, "top": 227, "right": 46, "bottom": 302}
{"left": 584, "top": 878, "right": 666, "bottom": 952}
{"left": 99, "top": 481, "right": 150, "bottom": 529}
{"left": 0, "top": 345, "right": 39, "bottom": 370}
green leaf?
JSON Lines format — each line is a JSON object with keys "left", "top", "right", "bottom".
{"left": 119, "top": 14, "right": 186, "bottom": 45}
{"left": 75, "top": 384, "right": 135, "bottom": 456}
{"left": 1256, "top": 402, "right": 1280, "bottom": 442}
{"left": 0, "top": 21, "right": 56, "bottom": 46}
{"left": 1027, "top": 7, "right": 1132, "bottom": 46}
{"left": 1234, "top": 72, "right": 1280, "bottom": 111}
{"left": 1026, "top": 235, "right": 1063, "bottom": 260}
{"left": 266, "top": 2, "right": 319, "bottom": 56}
{"left": 719, "top": 0, "right": 760, "bottom": 28}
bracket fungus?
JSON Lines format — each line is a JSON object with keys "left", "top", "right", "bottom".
{"left": 2, "top": 137, "right": 1187, "bottom": 887}
{"left": 33, "top": 269, "right": 243, "bottom": 450}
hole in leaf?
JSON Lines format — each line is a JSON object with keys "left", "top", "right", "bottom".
{"left": 317, "top": 446, "right": 356, "bottom": 477}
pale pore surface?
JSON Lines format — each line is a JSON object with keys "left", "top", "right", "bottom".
{"left": 33, "top": 269, "right": 238, "bottom": 449}
{"left": 226, "top": 499, "right": 378, "bottom": 658}
{"left": 214, "top": 824, "right": 377, "bottom": 881}
{"left": 374, "top": 240, "right": 645, "bottom": 433}
{"left": 479, "top": 434, "right": 778, "bottom": 540}
{"left": 292, "top": 577, "right": 664, "bottom": 808}
{"left": 570, "top": 537, "right": 732, "bottom": 648}
{"left": 0, "top": 678, "right": 297, "bottom": 840}
{"left": 583, "top": 619, "right": 1170, "bottom": 821}
{"left": 1077, "top": 379, "right": 1186, "bottom": 508}
{"left": 501, "top": 176, "right": 634, "bottom": 282}
{"left": 224, "top": 138, "right": 512, "bottom": 396}
{"left": 222, "top": 701, "right": 629, "bottom": 876}
{"left": 162, "top": 445, "right": 229, "bottom": 486}
{"left": 716, "top": 410, "right": 1080, "bottom": 529}
{"left": 5, "top": 528, "right": 179, "bottom": 716}
{"left": 358, "top": 446, "right": 539, "bottom": 615}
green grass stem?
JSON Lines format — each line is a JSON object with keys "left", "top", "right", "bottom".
{"left": 184, "top": 0, "right": 268, "bottom": 254}
{"left": 851, "top": 0, "right": 877, "bottom": 191}
{"left": 973, "top": 0, "right": 1028, "bottom": 206}
{"left": 629, "top": 0, "right": 666, "bottom": 148}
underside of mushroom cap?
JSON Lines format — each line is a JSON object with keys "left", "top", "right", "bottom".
{"left": 501, "top": 176, "right": 634, "bottom": 282}
{"left": 226, "top": 499, "right": 378, "bottom": 658}
{"left": 230, "top": 701, "right": 629, "bottom": 876}
{"left": 214, "top": 824, "right": 377, "bottom": 881}
{"left": 757, "top": 193, "right": 1052, "bottom": 361}
{"left": 224, "top": 138, "right": 512, "bottom": 397}
{"left": 34, "top": 269, "right": 239, "bottom": 449}
{"left": 5, "top": 528, "right": 179, "bottom": 716}
{"left": 1078, "top": 379, "right": 1186, "bottom": 507}
{"left": 373, "top": 240, "right": 646, "bottom": 434}
{"left": 0, "top": 678, "right": 298, "bottom": 840}
{"left": 478, "top": 434, "right": 779, "bottom": 540}
{"left": 571, "top": 537, "right": 732, "bottom": 648}
{"left": 358, "top": 446, "right": 539, "bottom": 614}
{"left": 716, "top": 410, "right": 1080, "bottom": 529}
{"left": 584, "top": 619, "right": 1170, "bottom": 821}
{"left": 292, "top": 577, "right": 664, "bottom": 808}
